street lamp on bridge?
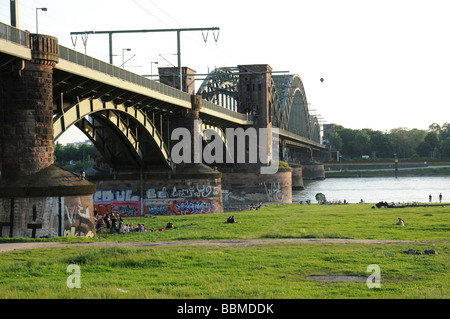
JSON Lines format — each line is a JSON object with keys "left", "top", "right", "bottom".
{"left": 151, "top": 61, "right": 159, "bottom": 78}
{"left": 35, "top": 7, "right": 47, "bottom": 34}
{"left": 122, "top": 48, "right": 131, "bottom": 69}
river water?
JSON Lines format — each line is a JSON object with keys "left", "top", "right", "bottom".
{"left": 292, "top": 176, "right": 450, "bottom": 204}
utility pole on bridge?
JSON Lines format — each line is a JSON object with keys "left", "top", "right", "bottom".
{"left": 10, "top": 0, "right": 19, "bottom": 27}
{"left": 70, "top": 27, "right": 220, "bottom": 91}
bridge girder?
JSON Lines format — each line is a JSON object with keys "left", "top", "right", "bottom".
{"left": 53, "top": 98, "right": 172, "bottom": 170}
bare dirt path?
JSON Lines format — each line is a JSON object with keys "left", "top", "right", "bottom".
{"left": 0, "top": 238, "right": 434, "bottom": 254}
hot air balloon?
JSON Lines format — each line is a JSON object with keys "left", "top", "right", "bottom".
{"left": 320, "top": 78, "right": 324, "bottom": 83}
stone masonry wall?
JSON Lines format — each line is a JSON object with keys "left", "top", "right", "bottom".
{"left": 0, "top": 194, "right": 95, "bottom": 238}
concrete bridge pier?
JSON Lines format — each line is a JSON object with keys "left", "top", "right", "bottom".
{"left": 219, "top": 64, "right": 293, "bottom": 210}
{"left": 288, "top": 147, "right": 325, "bottom": 181}
{"left": 160, "top": 94, "right": 224, "bottom": 215}
{"left": 0, "top": 34, "right": 96, "bottom": 238}
{"left": 290, "top": 163, "right": 305, "bottom": 190}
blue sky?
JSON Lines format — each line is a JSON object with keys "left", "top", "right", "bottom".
{"left": 2, "top": 0, "right": 449, "bottom": 144}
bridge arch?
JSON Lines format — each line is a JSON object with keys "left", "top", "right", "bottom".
{"left": 310, "top": 116, "right": 321, "bottom": 143}
{"left": 53, "top": 98, "right": 172, "bottom": 169}
{"left": 197, "top": 68, "right": 316, "bottom": 143}
{"left": 272, "top": 74, "right": 313, "bottom": 140}
{"left": 197, "top": 67, "right": 239, "bottom": 112}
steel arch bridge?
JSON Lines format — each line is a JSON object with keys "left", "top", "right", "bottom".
{"left": 197, "top": 67, "right": 321, "bottom": 143}
{"left": 51, "top": 65, "right": 322, "bottom": 171}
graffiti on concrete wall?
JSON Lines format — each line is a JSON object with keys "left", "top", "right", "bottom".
{"left": 143, "top": 198, "right": 220, "bottom": 216}
{"left": 171, "top": 199, "right": 220, "bottom": 215}
{"left": 94, "top": 184, "right": 221, "bottom": 217}
{"left": 93, "top": 190, "right": 141, "bottom": 217}
{"left": 264, "top": 182, "right": 284, "bottom": 202}
{"left": 63, "top": 196, "right": 95, "bottom": 238}
{"left": 146, "top": 184, "right": 219, "bottom": 199}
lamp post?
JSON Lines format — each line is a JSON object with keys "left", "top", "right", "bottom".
{"left": 10, "top": 0, "right": 19, "bottom": 28}
{"left": 151, "top": 61, "right": 159, "bottom": 78}
{"left": 122, "top": 48, "right": 131, "bottom": 68}
{"left": 36, "top": 7, "right": 48, "bottom": 34}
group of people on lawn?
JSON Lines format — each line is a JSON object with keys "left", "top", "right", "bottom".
{"left": 95, "top": 212, "right": 148, "bottom": 233}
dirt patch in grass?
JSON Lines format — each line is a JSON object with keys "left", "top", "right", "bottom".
{"left": 0, "top": 238, "right": 432, "bottom": 254}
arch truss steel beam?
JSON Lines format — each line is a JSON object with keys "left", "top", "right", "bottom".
{"left": 53, "top": 98, "right": 172, "bottom": 169}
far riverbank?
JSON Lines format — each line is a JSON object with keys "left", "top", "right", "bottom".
{"left": 323, "top": 160, "right": 450, "bottom": 178}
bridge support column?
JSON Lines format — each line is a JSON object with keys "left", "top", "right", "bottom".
{"left": 166, "top": 94, "right": 223, "bottom": 214}
{"left": 219, "top": 64, "right": 292, "bottom": 210}
{"left": 0, "top": 34, "right": 96, "bottom": 238}
{"left": 290, "top": 163, "right": 305, "bottom": 190}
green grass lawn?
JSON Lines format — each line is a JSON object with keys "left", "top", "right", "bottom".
{"left": 105, "top": 203, "right": 450, "bottom": 242}
{"left": 0, "top": 204, "right": 448, "bottom": 299}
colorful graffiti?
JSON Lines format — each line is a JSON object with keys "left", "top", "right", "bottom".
{"left": 143, "top": 199, "right": 220, "bottom": 216}
{"left": 171, "top": 199, "right": 220, "bottom": 215}
{"left": 94, "top": 185, "right": 221, "bottom": 217}
{"left": 93, "top": 190, "right": 141, "bottom": 217}
{"left": 146, "top": 185, "right": 220, "bottom": 199}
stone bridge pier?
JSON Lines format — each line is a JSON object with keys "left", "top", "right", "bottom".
{"left": 0, "top": 34, "right": 96, "bottom": 238}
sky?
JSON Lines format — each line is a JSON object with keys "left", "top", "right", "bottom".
{"left": 1, "top": 0, "right": 450, "bottom": 144}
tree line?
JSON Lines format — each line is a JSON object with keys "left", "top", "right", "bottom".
{"left": 54, "top": 143, "right": 96, "bottom": 172}
{"left": 327, "top": 123, "right": 450, "bottom": 160}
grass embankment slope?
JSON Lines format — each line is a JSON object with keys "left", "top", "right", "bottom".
{"left": 0, "top": 204, "right": 448, "bottom": 299}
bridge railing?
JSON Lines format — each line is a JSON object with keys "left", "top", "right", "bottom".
{"left": 58, "top": 45, "right": 192, "bottom": 103}
{"left": 0, "top": 22, "right": 28, "bottom": 47}
{"left": 202, "top": 99, "right": 252, "bottom": 122}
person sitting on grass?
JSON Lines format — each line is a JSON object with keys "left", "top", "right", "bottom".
{"left": 227, "top": 216, "right": 239, "bottom": 223}
{"left": 392, "top": 218, "right": 405, "bottom": 226}
{"left": 166, "top": 222, "right": 174, "bottom": 229}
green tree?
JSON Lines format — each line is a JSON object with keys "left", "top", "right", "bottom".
{"left": 367, "top": 130, "right": 393, "bottom": 158}
{"left": 336, "top": 127, "right": 357, "bottom": 158}
{"left": 441, "top": 137, "right": 450, "bottom": 157}
{"left": 54, "top": 143, "right": 96, "bottom": 171}
{"left": 355, "top": 130, "right": 371, "bottom": 156}
{"left": 328, "top": 132, "right": 343, "bottom": 152}
{"left": 428, "top": 123, "right": 441, "bottom": 133}
{"left": 424, "top": 131, "right": 439, "bottom": 150}
{"left": 389, "top": 128, "right": 426, "bottom": 159}
{"left": 441, "top": 123, "right": 450, "bottom": 140}
{"left": 416, "top": 142, "right": 432, "bottom": 157}
{"left": 424, "top": 131, "right": 440, "bottom": 159}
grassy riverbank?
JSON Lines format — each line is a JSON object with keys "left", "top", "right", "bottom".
{"left": 0, "top": 204, "right": 448, "bottom": 299}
